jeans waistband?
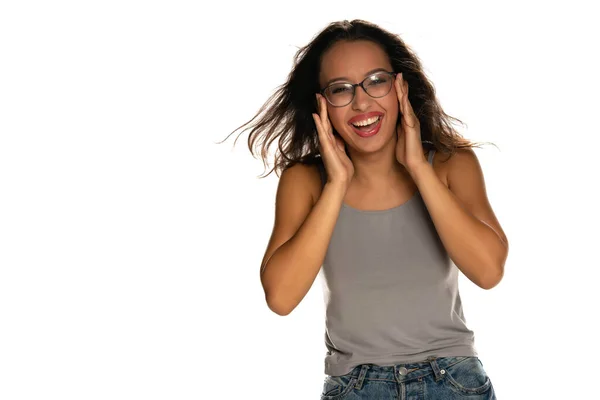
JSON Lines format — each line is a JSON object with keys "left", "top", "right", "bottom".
{"left": 343, "top": 356, "right": 472, "bottom": 389}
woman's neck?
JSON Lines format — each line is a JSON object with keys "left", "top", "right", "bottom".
{"left": 348, "top": 147, "right": 427, "bottom": 187}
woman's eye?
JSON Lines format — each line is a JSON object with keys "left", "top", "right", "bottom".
{"left": 332, "top": 86, "right": 351, "bottom": 94}
{"left": 369, "top": 77, "right": 387, "bottom": 85}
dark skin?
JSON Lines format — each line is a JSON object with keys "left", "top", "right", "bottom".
{"left": 315, "top": 40, "right": 442, "bottom": 211}
{"left": 259, "top": 41, "right": 507, "bottom": 316}
{"left": 314, "top": 40, "right": 508, "bottom": 289}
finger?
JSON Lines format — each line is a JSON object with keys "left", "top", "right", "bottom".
{"left": 396, "top": 74, "right": 417, "bottom": 126}
{"left": 395, "top": 75, "right": 406, "bottom": 122}
{"left": 400, "top": 77, "right": 414, "bottom": 115}
{"left": 317, "top": 94, "right": 334, "bottom": 142}
{"left": 395, "top": 73, "right": 403, "bottom": 103}
{"left": 312, "top": 112, "right": 326, "bottom": 145}
{"left": 314, "top": 112, "right": 336, "bottom": 158}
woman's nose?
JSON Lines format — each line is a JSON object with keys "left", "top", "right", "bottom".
{"left": 351, "top": 86, "right": 372, "bottom": 111}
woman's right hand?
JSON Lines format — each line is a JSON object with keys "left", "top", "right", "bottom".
{"left": 312, "top": 94, "right": 355, "bottom": 189}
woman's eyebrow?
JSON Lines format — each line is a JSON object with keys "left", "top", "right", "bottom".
{"left": 324, "top": 67, "right": 390, "bottom": 87}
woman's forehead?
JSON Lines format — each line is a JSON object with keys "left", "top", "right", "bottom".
{"left": 320, "top": 40, "right": 391, "bottom": 83}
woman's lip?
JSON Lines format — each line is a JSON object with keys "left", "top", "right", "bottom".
{"left": 350, "top": 115, "right": 382, "bottom": 138}
{"left": 347, "top": 111, "right": 384, "bottom": 125}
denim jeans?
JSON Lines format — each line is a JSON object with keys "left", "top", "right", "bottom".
{"left": 320, "top": 356, "right": 496, "bottom": 399}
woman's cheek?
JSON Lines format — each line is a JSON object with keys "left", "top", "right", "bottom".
{"left": 329, "top": 113, "right": 348, "bottom": 137}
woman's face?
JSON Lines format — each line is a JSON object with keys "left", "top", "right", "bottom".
{"left": 318, "top": 40, "right": 399, "bottom": 155}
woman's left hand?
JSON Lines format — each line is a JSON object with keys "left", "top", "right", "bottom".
{"left": 395, "top": 73, "right": 427, "bottom": 173}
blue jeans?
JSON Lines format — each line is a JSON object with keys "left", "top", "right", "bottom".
{"left": 320, "top": 356, "right": 496, "bottom": 399}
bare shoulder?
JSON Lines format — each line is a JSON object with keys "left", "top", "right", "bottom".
{"left": 279, "top": 161, "right": 323, "bottom": 207}
{"left": 443, "top": 148, "right": 481, "bottom": 180}
{"left": 429, "top": 147, "right": 489, "bottom": 188}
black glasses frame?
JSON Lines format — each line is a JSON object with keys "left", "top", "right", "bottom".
{"left": 319, "top": 71, "right": 398, "bottom": 107}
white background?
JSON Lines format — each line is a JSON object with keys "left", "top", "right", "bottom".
{"left": 1, "top": 1, "right": 598, "bottom": 399}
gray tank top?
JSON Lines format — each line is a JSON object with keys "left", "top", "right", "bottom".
{"left": 316, "top": 149, "right": 478, "bottom": 376}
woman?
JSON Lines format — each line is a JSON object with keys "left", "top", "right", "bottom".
{"left": 226, "top": 19, "right": 508, "bottom": 399}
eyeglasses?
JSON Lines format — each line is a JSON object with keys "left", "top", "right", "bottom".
{"left": 320, "top": 71, "right": 398, "bottom": 107}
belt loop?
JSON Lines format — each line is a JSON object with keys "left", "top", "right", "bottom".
{"left": 354, "top": 364, "right": 369, "bottom": 390}
{"left": 427, "top": 356, "right": 444, "bottom": 382}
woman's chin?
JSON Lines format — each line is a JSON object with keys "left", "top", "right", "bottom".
{"left": 346, "top": 129, "right": 395, "bottom": 154}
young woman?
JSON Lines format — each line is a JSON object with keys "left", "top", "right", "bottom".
{"left": 227, "top": 19, "right": 508, "bottom": 400}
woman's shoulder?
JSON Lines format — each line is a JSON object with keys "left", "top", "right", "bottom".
{"left": 435, "top": 147, "right": 480, "bottom": 188}
{"left": 280, "top": 157, "right": 324, "bottom": 206}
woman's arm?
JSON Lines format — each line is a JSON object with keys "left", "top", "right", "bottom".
{"left": 410, "top": 149, "right": 508, "bottom": 290}
{"left": 260, "top": 164, "right": 346, "bottom": 315}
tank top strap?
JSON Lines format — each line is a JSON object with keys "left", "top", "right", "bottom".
{"left": 428, "top": 148, "right": 436, "bottom": 164}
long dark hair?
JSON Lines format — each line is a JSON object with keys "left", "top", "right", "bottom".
{"left": 220, "top": 19, "right": 495, "bottom": 177}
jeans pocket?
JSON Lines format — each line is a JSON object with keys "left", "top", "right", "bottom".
{"left": 320, "top": 373, "right": 358, "bottom": 399}
{"left": 442, "top": 356, "right": 492, "bottom": 395}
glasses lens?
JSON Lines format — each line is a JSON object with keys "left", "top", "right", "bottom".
{"left": 324, "top": 84, "right": 353, "bottom": 107}
{"left": 364, "top": 72, "right": 393, "bottom": 98}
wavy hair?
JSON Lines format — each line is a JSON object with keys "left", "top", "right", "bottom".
{"left": 220, "top": 19, "right": 495, "bottom": 177}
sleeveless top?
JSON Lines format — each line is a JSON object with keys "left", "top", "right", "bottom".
{"left": 316, "top": 149, "right": 478, "bottom": 377}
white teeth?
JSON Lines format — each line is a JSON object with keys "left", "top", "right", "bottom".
{"left": 352, "top": 116, "right": 380, "bottom": 127}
